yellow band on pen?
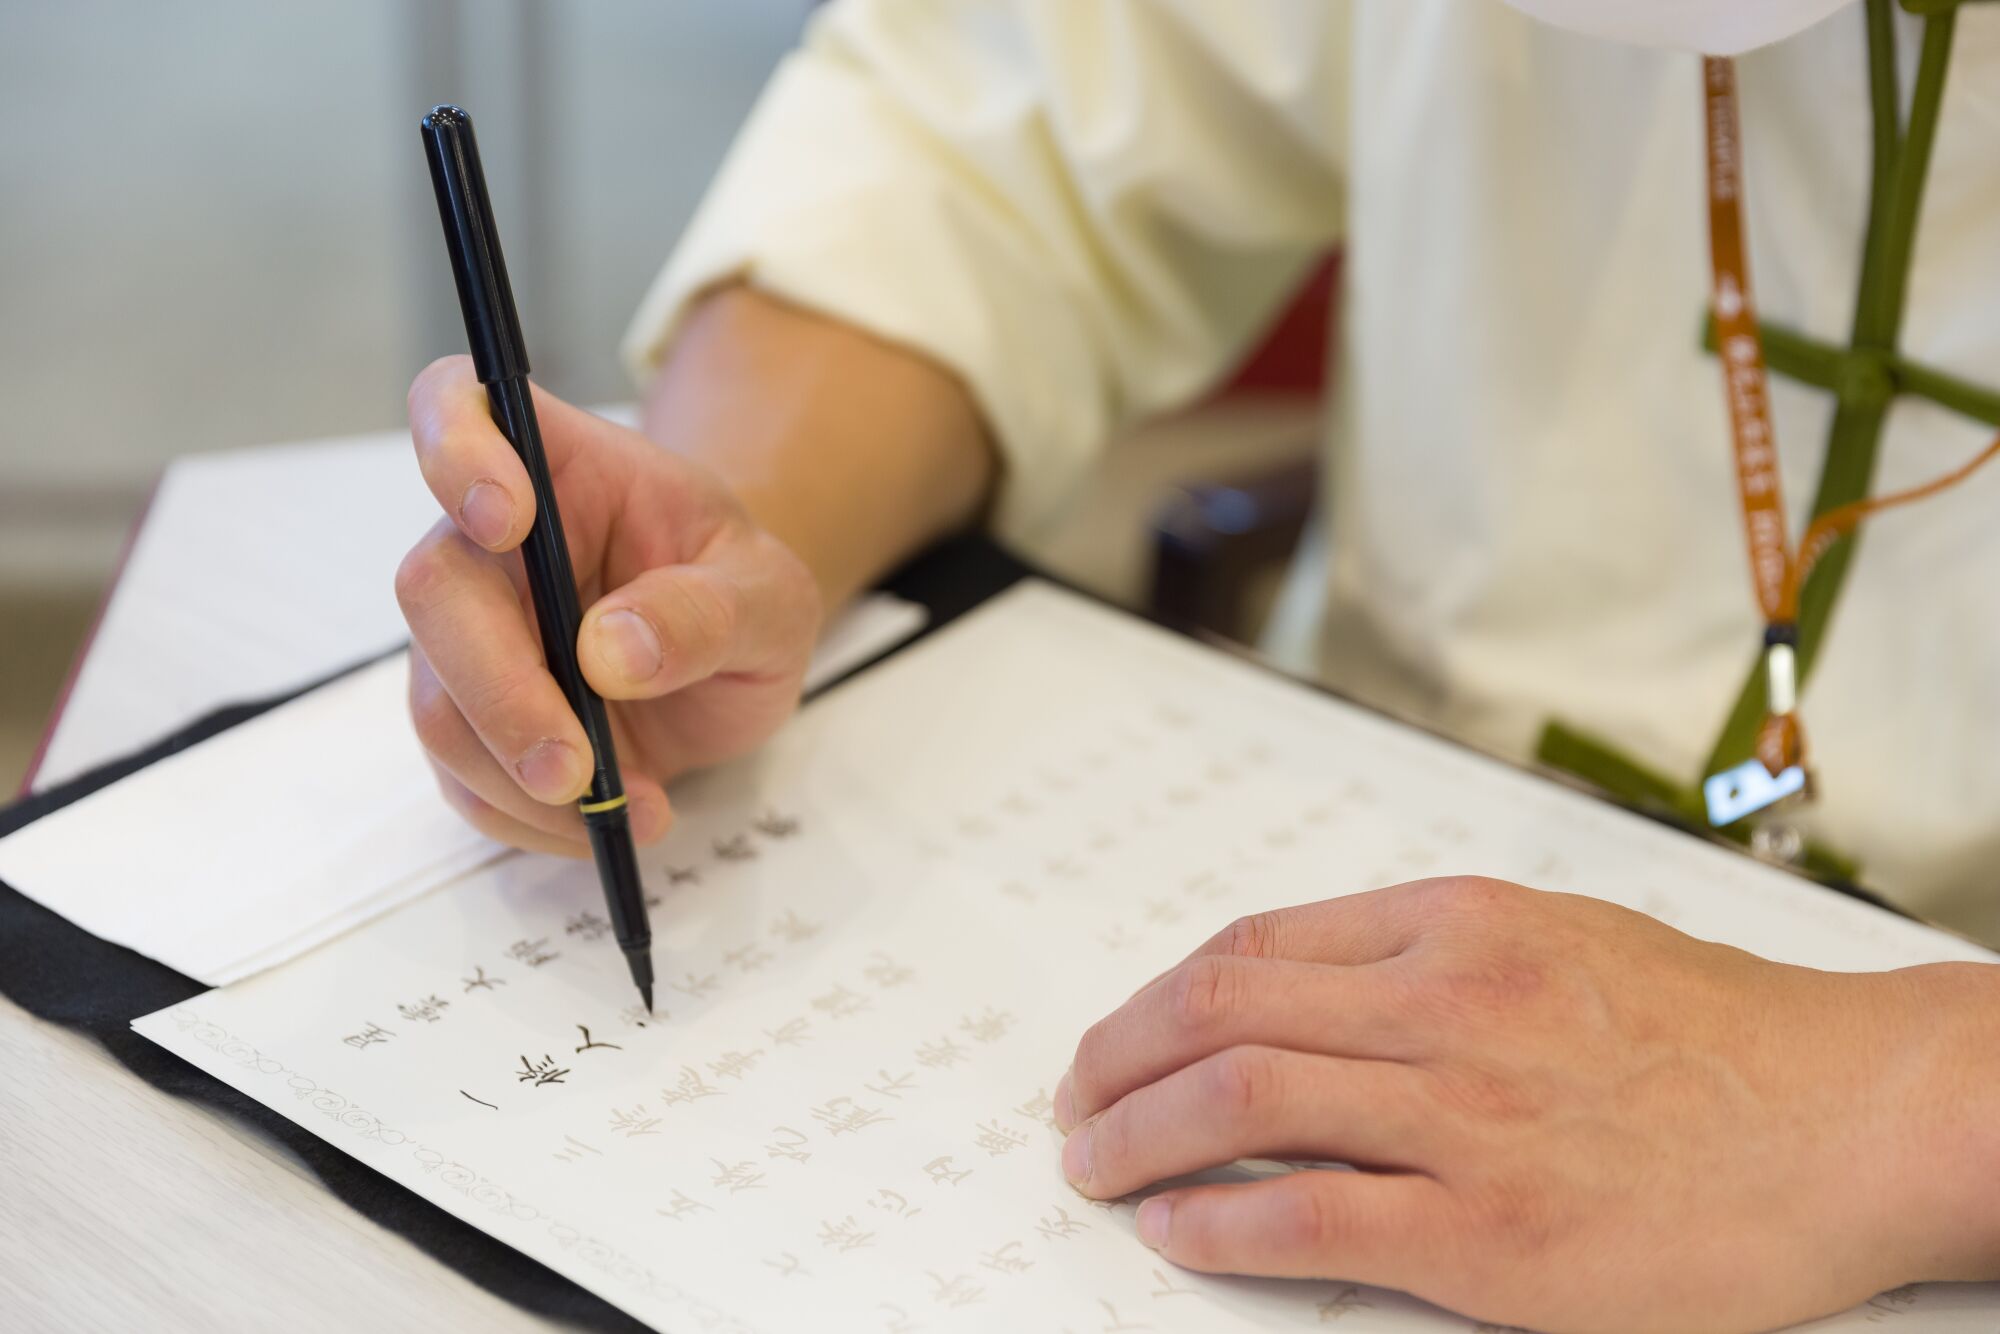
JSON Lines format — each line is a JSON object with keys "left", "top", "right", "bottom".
{"left": 577, "top": 794, "right": 629, "bottom": 815}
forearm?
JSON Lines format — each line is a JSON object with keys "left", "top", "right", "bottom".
{"left": 641, "top": 285, "right": 998, "bottom": 610}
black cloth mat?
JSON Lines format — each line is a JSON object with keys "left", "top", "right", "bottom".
{"left": 0, "top": 534, "right": 1027, "bottom": 1333}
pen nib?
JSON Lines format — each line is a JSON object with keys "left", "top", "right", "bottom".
{"left": 623, "top": 945, "right": 656, "bottom": 1016}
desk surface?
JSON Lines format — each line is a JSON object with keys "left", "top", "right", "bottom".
{"left": 6, "top": 432, "right": 571, "bottom": 1331}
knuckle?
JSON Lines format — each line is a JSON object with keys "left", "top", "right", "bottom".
{"left": 393, "top": 533, "right": 456, "bottom": 617}
{"left": 1273, "top": 1178, "right": 1349, "bottom": 1253}
{"left": 1424, "top": 876, "right": 1524, "bottom": 922}
{"left": 408, "top": 677, "right": 462, "bottom": 756}
{"left": 1167, "top": 956, "right": 1236, "bottom": 1036}
{"left": 664, "top": 572, "right": 739, "bottom": 659}
{"left": 1202, "top": 1047, "right": 1275, "bottom": 1122}
{"left": 1220, "top": 911, "right": 1280, "bottom": 960}
{"left": 458, "top": 668, "right": 544, "bottom": 733}
{"left": 1465, "top": 1174, "right": 1556, "bottom": 1252}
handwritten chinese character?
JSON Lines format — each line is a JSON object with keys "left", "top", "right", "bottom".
{"left": 925, "top": 1155, "right": 973, "bottom": 1187}
{"left": 609, "top": 1105, "right": 660, "bottom": 1137}
{"left": 459, "top": 1090, "right": 497, "bottom": 1111}
{"left": 711, "top": 1159, "right": 767, "bottom": 1193}
{"left": 863, "top": 1068, "right": 918, "bottom": 1101}
{"left": 461, "top": 965, "right": 504, "bottom": 993}
{"left": 817, "top": 1216, "right": 875, "bottom": 1253}
{"left": 573, "top": 1024, "right": 621, "bottom": 1053}
{"left": 341, "top": 1021, "right": 394, "bottom": 1050}
{"left": 564, "top": 911, "right": 611, "bottom": 941}
{"left": 811, "top": 1096, "right": 890, "bottom": 1136}
{"left": 506, "top": 937, "right": 558, "bottom": 967}
{"left": 913, "top": 1036, "right": 968, "bottom": 1070}
{"left": 658, "top": 1065, "right": 723, "bottom": 1107}
{"left": 972, "top": 1119, "right": 1030, "bottom": 1157}
{"left": 517, "top": 1054, "right": 569, "bottom": 1087}
{"left": 763, "top": 1017, "right": 812, "bottom": 1048}
{"left": 765, "top": 1126, "right": 812, "bottom": 1164}
{"left": 707, "top": 1048, "right": 764, "bottom": 1081}
{"left": 958, "top": 1008, "right": 1014, "bottom": 1044}
{"left": 619, "top": 1004, "right": 657, "bottom": 1029}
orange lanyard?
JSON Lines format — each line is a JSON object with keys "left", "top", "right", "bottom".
{"left": 1701, "top": 56, "right": 2000, "bottom": 787}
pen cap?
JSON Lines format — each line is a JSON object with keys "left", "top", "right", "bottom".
{"left": 420, "top": 105, "right": 530, "bottom": 382}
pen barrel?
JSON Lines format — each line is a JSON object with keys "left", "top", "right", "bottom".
{"left": 485, "top": 376, "right": 624, "bottom": 803}
{"left": 586, "top": 805, "right": 651, "bottom": 949}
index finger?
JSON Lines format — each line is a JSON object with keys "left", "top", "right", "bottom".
{"left": 408, "top": 356, "right": 537, "bottom": 553}
{"left": 1187, "top": 884, "right": 1434, "bottom": 969}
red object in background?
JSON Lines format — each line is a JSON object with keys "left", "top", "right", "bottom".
{"left": 1218, "top": 251, "right": 1338, "bottom": 398}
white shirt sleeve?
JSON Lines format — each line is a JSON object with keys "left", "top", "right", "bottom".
{"left": 622, "top": 0, "right": 1349, "bottom": 538}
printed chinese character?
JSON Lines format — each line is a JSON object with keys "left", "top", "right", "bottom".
{"left": 665, "top": 864, "right": 701, "bottom": 885}
{"left": 862, "top": 952, "right": 915, "bottom": 988}
{"left": 395, "top": 994, "right": 449, "bottom": 1024}
{"left": 998, "top": 791, "right": 1036, "bottom": 817}
{"left": 342, "top": 1021, "right": 394, "bottom": 1050}
{"left": 552, "top": 1134, "right": 601, "bottom": 1164}
{"left": 765, "top": 1126, "right": 812, "bottom": 1164}
{"left": 958, "top": 1008, "right": 1014, "bottom": 1044}
{"left": 863, "top": 1069, "right": 918, "bottom": 1101}
{"left": 658, "top": 1065, "right": 723, "bottom": 1107}
{"left": 926, "top": 1272, "right": 984, "bottom": 1309}
{"left": 669, "top": 971, "right": 721, "bottom": 1000}
{"left": 1205, "top": 760, "right": 1238, "bottom": 787}
{"left": 972, "top": 1119, "right": 1030, "bottom": 1157}
{"left": 811, "top": 1096, "right": 890, "bottom": 1136}
{"left": 724, "top": 942, "right": 773, "bottom": 973}
{"left": 867, "top": 1189, "right": 921, "bottom": 1219}
{"left": 1043, "top": 855, "right": 1085, "bottom": 880}
{"left": 979, "top": 1241, "right": 1033, "bottom": 1275}
{"left": 707, "top": 1048, "right": 764, "bottom": 1081}
{"left": 1149, "top": 1268, "right": 1194, "bottom": 1297}
{"left": 517, "top": 1054, "right": 569, "bottom": 1087}
{"left": 1142, "top": 898, "right": 1184, "bottom": 926}
{"left": 769, "top": 909, "right": 823, "bottom": 943}
{"left": 1099, "top": 1299, "right": 1149, "bottom": 1331}
{"left": 573, "top": 1024, "right": 621, "bottom": 1053}
{"left": 817, "top": 1216, "right": 875, "bottom": 1253}
{"left": 609, "top": 1105, "right": 660, "bottom": 1138}
{"left": 997, "top": 880, "right": 1038, "bottom": 905}
{"left": 1183, "top": 871, "right": 1229, "bottom": 901}
{"left": 1099, "top": 925, "right": 1140, "bottom": 952}
{"left": 656, "top": 1189, "right": 711, "bottom": 1222}
{"left": 461, "top": 966, "right": 504, "bottom": 992}
{"left": 564, "top": 911, "right": 611, "bottom": 941}
{"left": 878, "top": 1304, "right": 918, "bottom": 1334}
{"left": 1315, "top": 1286, "right": 1373, "bottom": 1322}
{"left": 763, "top": 1017, "right": 812, "bottom": 1048}
{"left": 956, "top": 814, "right": 995, "bottom": 839}
{"left": 913, "top": 1036, "right": 968, "bottom": 1070}
{"left": 713, "top": 833, "right": 757, "bottom": 862}
{"left": 1012, "top": 1089, "right": 1056, "bottom": 1128}
{"left": 811, "top": 984, "right": 870, "bottom": 1021}
{"left": 1035, "top": 1205, "right": 1086, "bottom": 1240}
{"left": 763, "top": 1252, "right": 809, "bottom": 1279}
{"left": 925, "top": 1156, "right": 972, "bottom": 1187}
{"left": 1263, "top": 824, "right": 1298, "bottom": 850}
{"left": 711, "top": 1158, "right": 767, "bottom": 1193}
{"left": 506, "top": 937, "right": 559, "bottom": 967}
{"left": 752, "top": 810, "right": 800, "bottom": 839}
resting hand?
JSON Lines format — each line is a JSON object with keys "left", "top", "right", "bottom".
{"left": 397, "top": 355, "right": 821, "bottom": 855}
{"left": 1056, "top": 877, "right": 2000, "bottom": 1334}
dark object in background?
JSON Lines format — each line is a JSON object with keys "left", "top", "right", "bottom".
{"left": 1149, "top": 457, "right": 1317, "bottom": 646}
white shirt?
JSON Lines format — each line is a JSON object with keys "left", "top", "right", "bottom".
{"left": 625, "top": 0, "right": 2000, "bottom": 941}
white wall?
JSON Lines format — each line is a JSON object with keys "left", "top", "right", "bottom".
{"left": 0, "top": 0, "right": 811, "bottom": 587}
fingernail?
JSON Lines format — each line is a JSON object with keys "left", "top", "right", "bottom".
{"left": 516, "top": 738, "right": 583, "bottom": 803}
{"left": 1136, "top": 1197, "right": 1172, "bottom": 1251}
{"left": 1061, "top": 1124, "right": 1092, "bottom": 1187}
{"left": 595, "top": 609, "right": 662, "bottom": 685}
{"left": 459, "top": 479, "right": 515, "bottom": 549}
{"left": 1053, "top": 1070, "right": 1077, "bottom": 1133}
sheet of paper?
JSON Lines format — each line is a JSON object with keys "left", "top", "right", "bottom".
{"left": 1, "top": 593, "right": 925, "bottom": 986}
{"left": 134, "top": 583, "right": 1999, "bottom": 1332}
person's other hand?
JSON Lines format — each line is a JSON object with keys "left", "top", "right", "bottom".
{"left": 397, "top": 356, "right": 821, "bottom": 855}
{"left": 1055, "top": 877, "right": 2000, "bottom": 1334}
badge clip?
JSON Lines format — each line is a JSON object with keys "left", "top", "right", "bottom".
{"left": 1702, "top": 757, "right": 1806, "bottom": 828}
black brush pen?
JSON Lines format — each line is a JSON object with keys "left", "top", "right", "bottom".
{"left": 420, "top": 104, "right": 653, "bottom": 1011}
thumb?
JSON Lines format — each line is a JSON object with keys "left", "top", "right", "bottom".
{"left": 577, "top": 553, "right": 812, "bottom": 701}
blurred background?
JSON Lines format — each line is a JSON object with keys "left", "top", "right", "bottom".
{"left": 0, "top": 1, "right": 1323, "bottom": 791}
